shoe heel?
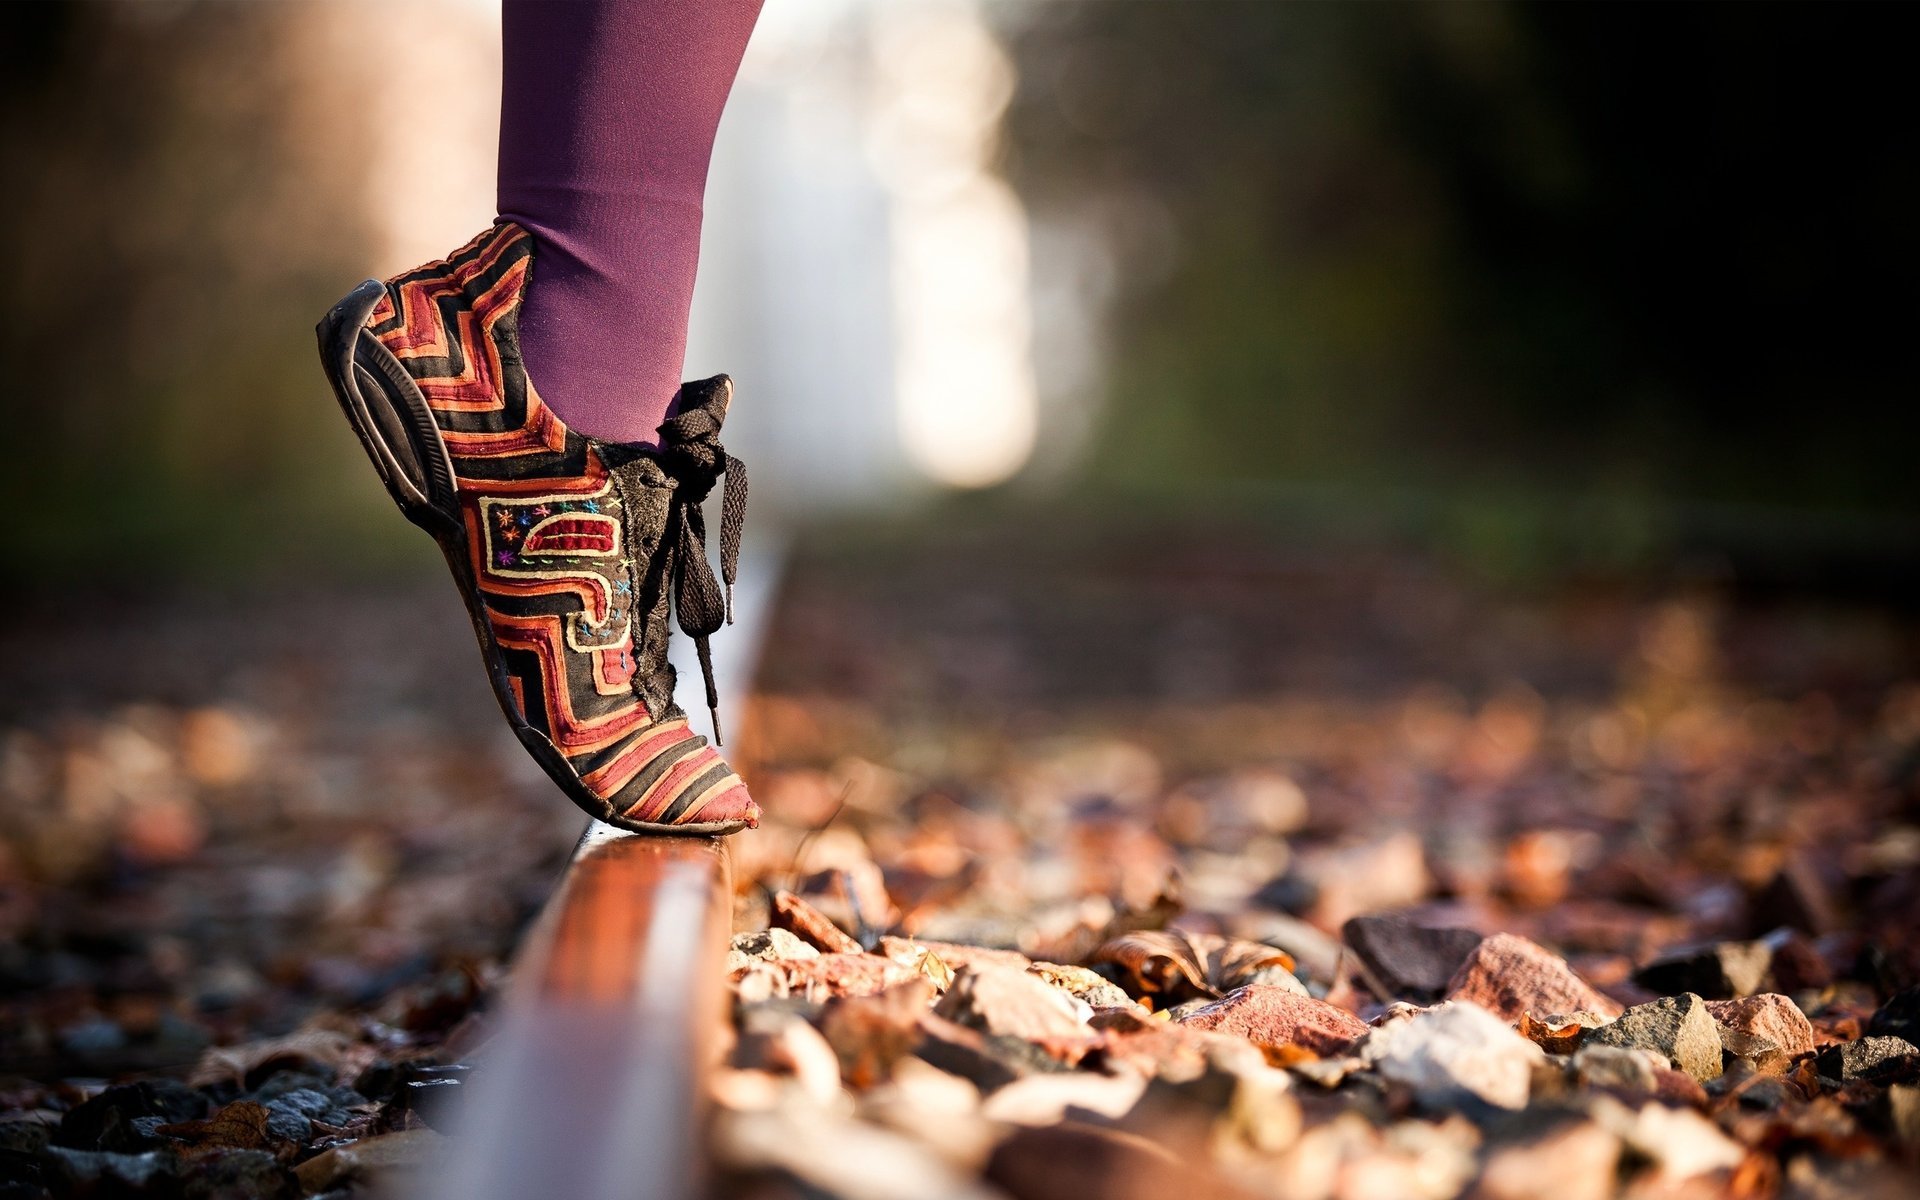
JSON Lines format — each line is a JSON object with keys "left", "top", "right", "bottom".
{"left": 316, "top": 281, "right": 461, "bottom": 535}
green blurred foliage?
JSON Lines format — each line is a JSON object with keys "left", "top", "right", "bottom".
{"left": 0, "top": 1, "right": 405, "bottom": 586}
{"left": 1001, "top": 1, "right": 1920, "bottom": 570}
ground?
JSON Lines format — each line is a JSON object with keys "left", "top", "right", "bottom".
{"left": 2, "top": 518, "right": 1917, "bottom": 1198}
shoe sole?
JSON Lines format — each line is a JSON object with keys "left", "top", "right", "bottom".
{"left": 316, "top": 281, "right": 751, "bottom": 838}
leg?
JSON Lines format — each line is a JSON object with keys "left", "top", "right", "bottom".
{"left": 498, "top": 0, "right": 763, "bottom": 446}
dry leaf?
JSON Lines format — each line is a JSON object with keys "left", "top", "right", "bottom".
{"left": 156, "top": 1101, "right": 276, "bottom": 1156}
{"left": 1093, "top": 931, "right": 1300, "bottom": 1003}
{"left": 917, "top": 949, "right": 956, "bottom": 991}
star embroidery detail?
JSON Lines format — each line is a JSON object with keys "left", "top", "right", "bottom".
{"left": 495, "top": 550, "right": 514, "bottom": 566}
{"left": 532, "top": 504, "right": 552, "bottom": 518}
{"left": 501, "top": 525, "right": 522, "bottom": 544}
{"left": 582, "top": 499, "right": 600, "bottom": 513}
{"left": 494, "top": 510, "right": 516, "bottom": 530}
{"left": 613, "top": 579, "right": 632, "bottom": 595}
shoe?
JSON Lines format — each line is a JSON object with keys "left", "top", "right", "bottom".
{"left": 315, "top": 222, "right": 759, "bottom": 835}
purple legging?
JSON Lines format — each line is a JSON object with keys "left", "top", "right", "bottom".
{"left": 498, "top": 0, "right": 764, "bottom": 447}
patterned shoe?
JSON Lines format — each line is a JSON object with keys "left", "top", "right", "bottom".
{"left": 315, "top": 223, "right": 760, "bottom": 835}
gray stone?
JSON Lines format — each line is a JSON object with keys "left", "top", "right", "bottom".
{"left": 1473, "top": 1113, "right": 1621, "bottom": 1200}
{"left": 1632, "top": 940, "right": 1772, "bottom": 999}
{"left": 1570, "top": 1044, "right": 1662, "bottom": 1095}
{"left": 1026, "top": 961, "right": 1132, "bottom": 1010}
{"left": 1587, "top": 993, "right": 1723, "bottom": 1082}
{"left": 727, "top": 928, "right": 820, "bottom": 970}
{"left": 1813, "top": 1036, "right": 1919, "bottom": 1085}
{"left": 1360, "top": 1001, "right": 1544, "bottom": 1111}
{"left": 1343, "top": 914, "right": 1484, "bottom": 1001}
{"left": 40, "top": 1148, "right": 180, "bottom": 1194}
{"left": 1599, "top": 1100, "right": 1745, "bottom": 1180}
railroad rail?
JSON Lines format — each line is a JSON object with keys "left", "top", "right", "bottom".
{"left": 424, "top": 539, "right": 777, "bottom": 1200}
{"left": 428, "top": 824, "right": 734, "bottom": 1200}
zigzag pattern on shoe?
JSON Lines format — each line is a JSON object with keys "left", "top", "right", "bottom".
{"left": 338, "top": 222, "right": 758, "bottom": 832}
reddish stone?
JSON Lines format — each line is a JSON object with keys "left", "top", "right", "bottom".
{"left": 1090, "top": 1007, "right": 1246, "bottom": 1080}
{"left": 1445, "top": 933, "right": 1623, "bottom": 1023}
{"left": 1706, "top": 993, "right": 1816, "bottom": 1059}
{"left": 782, "top": 952, "right": 919, "bottom": 1000}
{"left": 1174, "top": 985, "right": 1368, "bottom": 1056}
{"left": 1651, "top": 1066, "right": 1710, "bottom": 1108}
{"left": 877, "top": 936, "right": 1032, "bottom": 974}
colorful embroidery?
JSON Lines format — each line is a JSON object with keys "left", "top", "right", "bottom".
{"left": 360, "top": 224, "right": 756, "bottom": 829}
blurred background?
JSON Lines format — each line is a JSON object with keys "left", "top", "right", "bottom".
{"left": 3, "top": 0, "right": 1920, "bottom": 1160}
{"left": 3, "top": 0, "right": 1916, "bottom": 586}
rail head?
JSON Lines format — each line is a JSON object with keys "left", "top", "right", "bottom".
{"left": 427, "top": 824, "right": 733, "bottom": 1200}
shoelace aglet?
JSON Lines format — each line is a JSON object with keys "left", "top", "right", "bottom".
{"left": 726, "top": 583, "right": 735, "bottom": 626}
{"left": 697, "top": 635, "right": 723, "bottom": 746}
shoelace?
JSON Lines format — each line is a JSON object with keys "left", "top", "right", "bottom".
{"left": 654, "top": 403, "right": 748, "bottom": 745}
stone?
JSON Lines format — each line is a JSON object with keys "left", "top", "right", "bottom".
{"left": 913, "top": 1014, "right": 1066, "bottom": 1092}
{"left": 1360, "top": 1001, "right": 1545, "bottom": 1110}
{"left": 1515, "top": 1011, "right": 1606, "bottom": 1056}
{"left": 1445, "top": 933, "right": 1624, "bottom": 1024}
{"left": 819, "top": 978, "right": 939, "bottom": 1088}
{"left": 1632, "top": 940, "right": 1772, "bottom": 999}
{"left": 1759, "top": 927, "right": 1832, "bottom": 993}
{"left": 1088, "top": 1006, "right": 1257, "bottom": 1083}
{"left": 1472, "top": 1114, "right": 1622, "bottom": 1200}
{"left": 1570, "top": 1044, "right": 1663, "bottom": 1096}
{"left": 1651, "top": 1066, "right": 1709, "bottom": 1108}
{"left": 1729, "top": 1074, "right": 1797, "bottom": 1111}
{"left": 1175, "top": 986, "right": 1369, "bottom": 1056}
{"left": 56, "top": 1080, "right": 208, "bottom": 1153}
{"left": 934, "top": 965, "right": 1092, "bottom": 1044}
{"left": 877, "top": 937, "right": 1032, "bottom": 974}
{"left": 1603, "top": 1100, "right": 1745, "bottom": 1180}
{"left": 716, "top": 1099, "right": 1000, "bottom": 1200}
{"left": 732, "top": 1008, "right": 843, "bottom": 1104}
{"left": 1130, "top": 1054, "right": 1301, "bottom": 1153}
{"left": 855, "top": 1059, "right": 996, "bottom": 1167}
{"left": 1813, "top": 1035, "right": 1920, "bottom": 1085}
{"left": 1749, "top": 857, "right": 1838, "bottom": 935}
{"left": 1706, "top": 993, "right": 1815, "bottom": 1059}
{"left": 1342, "top": 914, "right": 1484, "bottom": 1001}
{"left": 985, "top": 1122, "right": 1257, "bottom": 1200}
{"left": 293, "top": 1130, "right": 446, "bottom": 1194}
{"left": 1888, "top": 1084, "right": 1919, "bottom": 1152}
{"left": 979, "top": 1072, "right": 1148, "bottom": 1126}
{"left": 178, "top": 1148, "right": 298, "bottom": 1199}
{"left": 1587, "top": 994, "right": 1723, "bottom": 1083}
{"left": 778, "top": 952, "right": 922, "bottom": 1002}
{"left": 1867, "top": 985, "right": 1920, "bottom": 1043}
{"left": 39, "top": 1149, "right": 180, "bottom": 1194}
{"left": 1025, "top": 961, "right": 1132, "bottom": 1009}
{"left": 1262, "top": 832, "right": 1432, "bottom": 928}
{"left": 1716, "top": 1027, "right": 1789, "bottom": 1074}
{"left": 1233, "top": 912, "right": 1345, "bottom": 984}
{"left": 727, "top": 928, "right": 820, "bottom": 970}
